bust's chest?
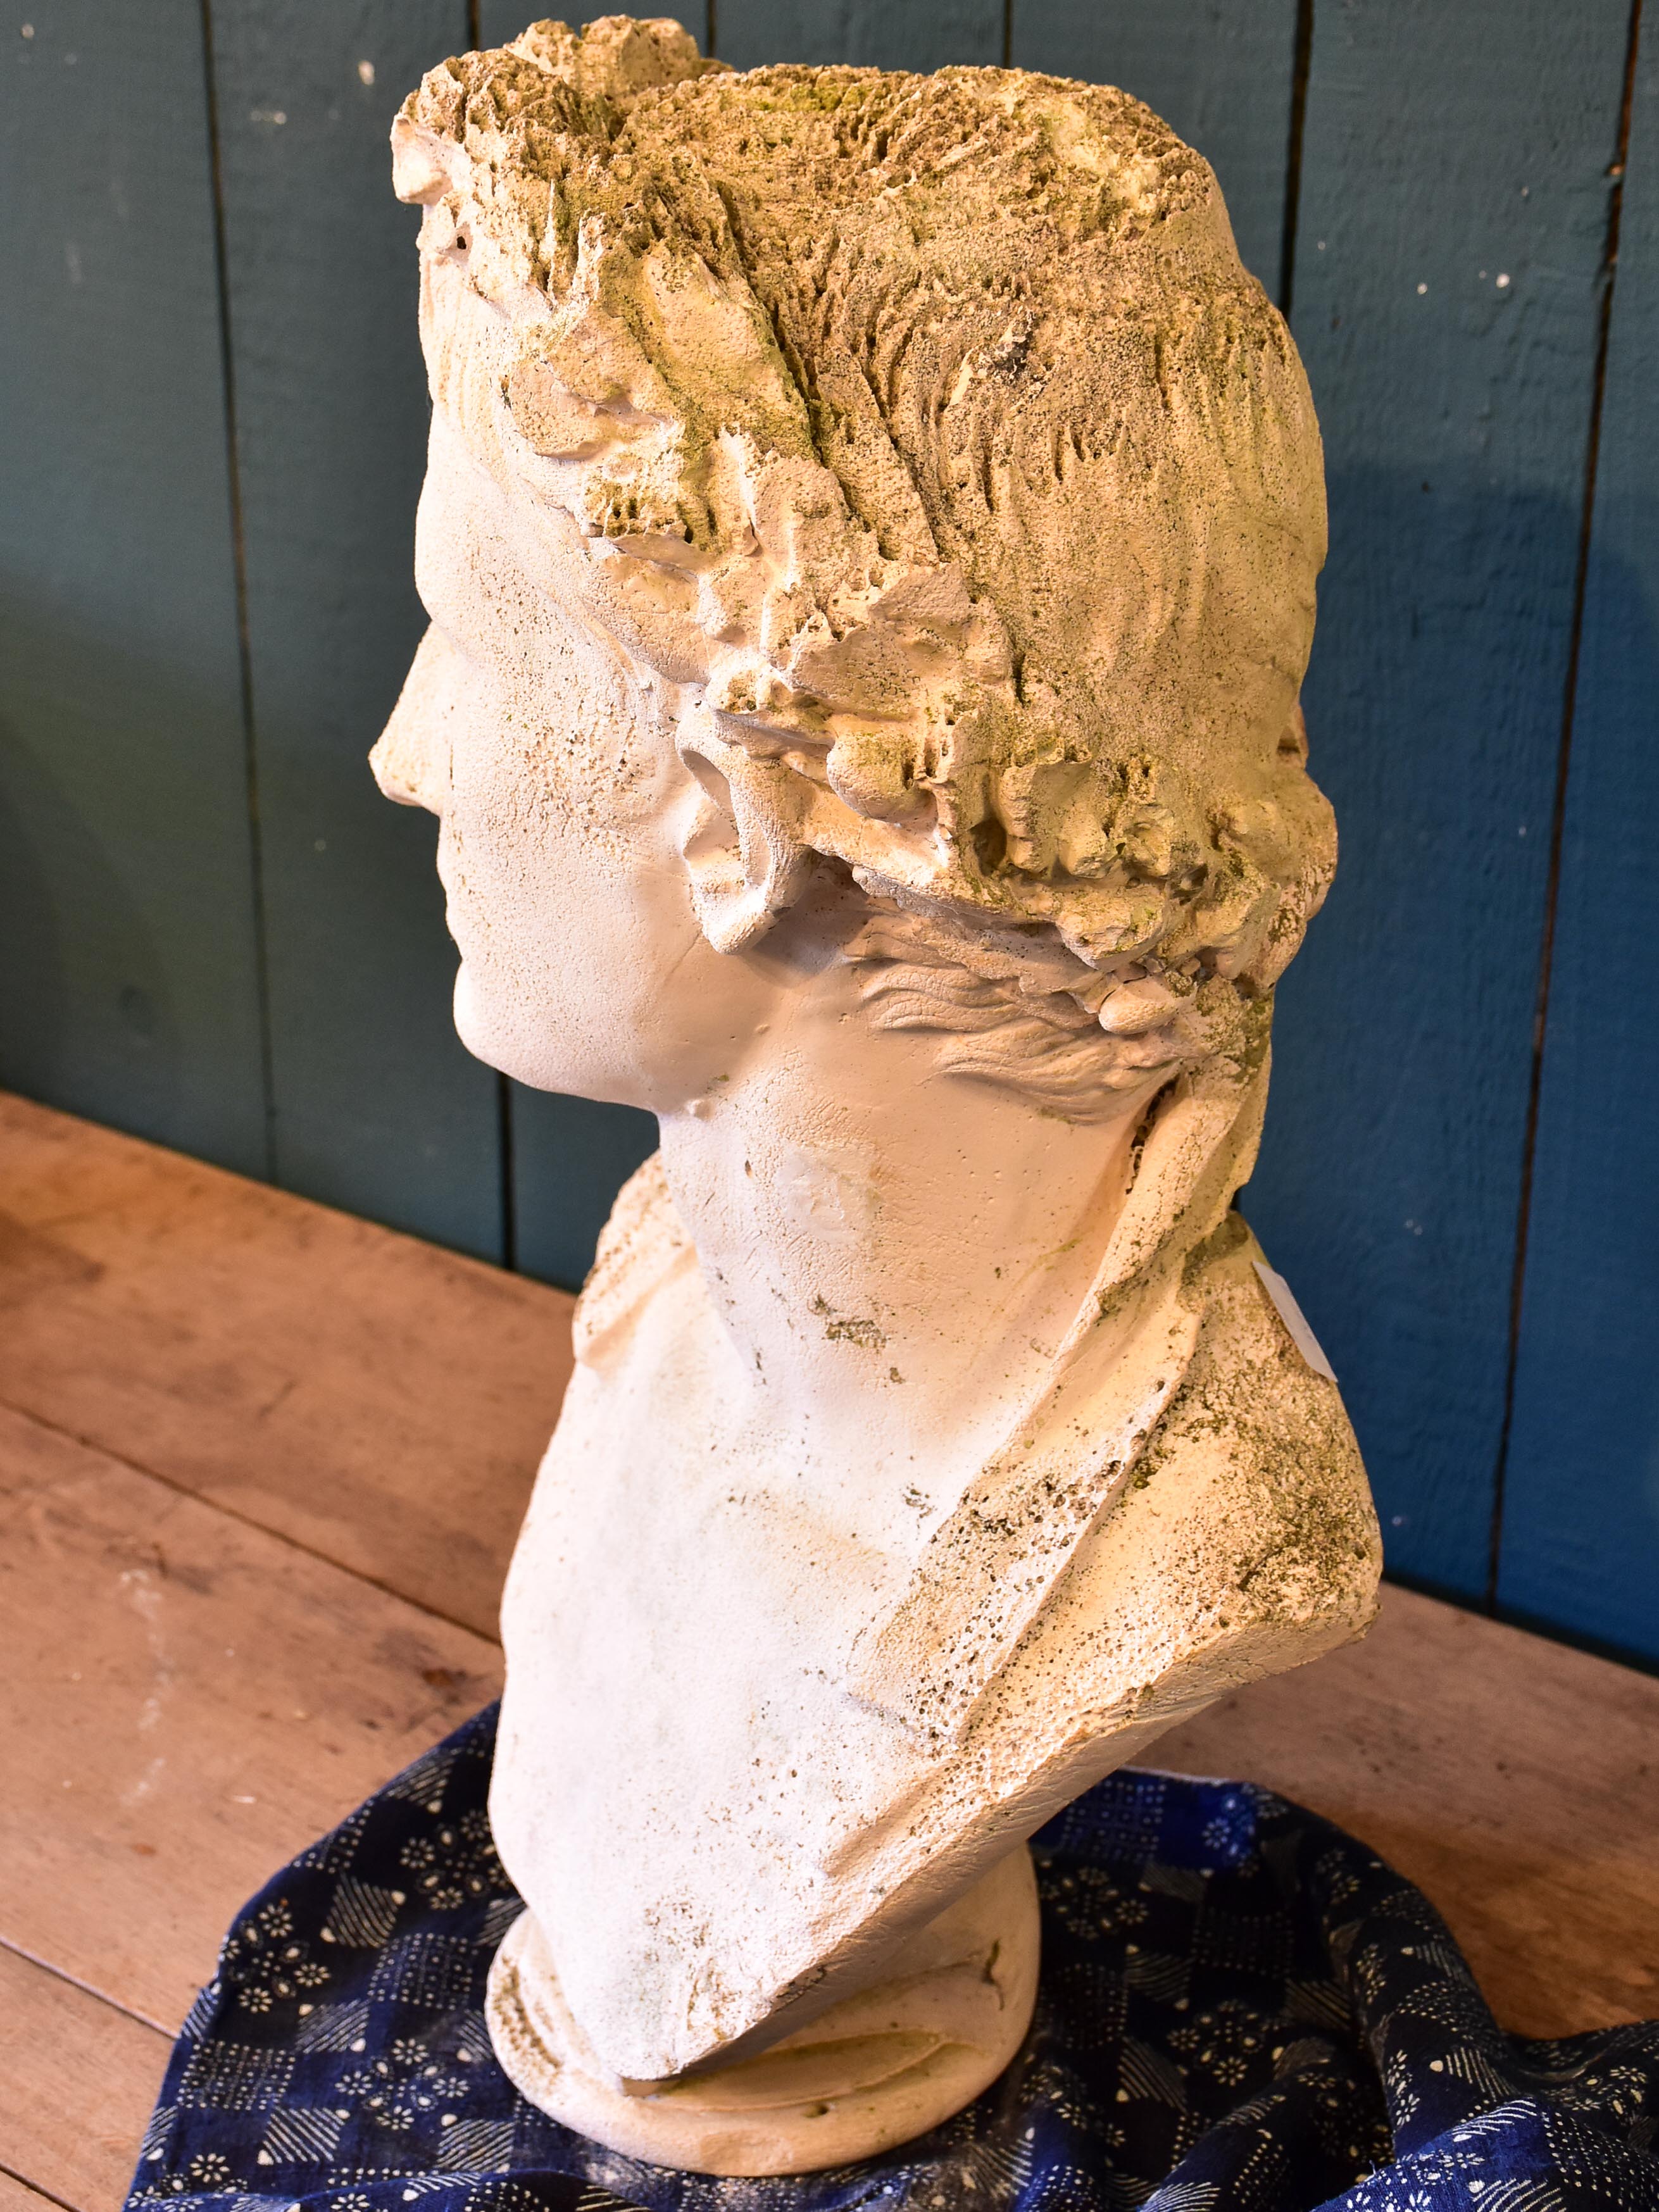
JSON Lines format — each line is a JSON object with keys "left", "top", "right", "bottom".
{"left": 503, "top": 1260, "right": 910, "bottom": 1799}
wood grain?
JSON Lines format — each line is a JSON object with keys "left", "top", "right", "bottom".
{"left": 1499, "top": 20, "right": 1659, "bottom": 1666}
{"left": 0, "top": 1947, "right": 170, "bottom": 2212}
{"left": 0, "top": 1400, "right": 502, "bottom": 2033}
{"left": 0, "top": 2166, "right": 74, "bottom": 2212}
{"left": 1242, "top": 0, "right": 1632, "bottom": 1598}
{"left": 1158, "top": 1584, "right": 1659, "bottom": 2039}
{"left": 2, "top": 1090, "right": 1656, "bottom": 2207}
{"left": 1010, "top": 0, "right": 1300, "bottom": 297}
{"left": 208, "top": 0, "right": 506, "bottom": 1259}
{"left": 0, "top": 1094, "right": 570, "bottom": 1639}
{"left": 0, "top": 0, "right": 266, "bottom": 1173}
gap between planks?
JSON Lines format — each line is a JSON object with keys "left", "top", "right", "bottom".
{"left": 0, "top": 2173, "right": 78, "bottom": 2212}
{"left": 0, "top": 1943, "right": 172, "bottom": 2212}
{"left": 0, "top": 1090, "right": 575, "bottom": 1640}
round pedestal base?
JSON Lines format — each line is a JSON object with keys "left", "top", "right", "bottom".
{"left": 485, "top": 1847, "right": 1042, "bottom": 2178}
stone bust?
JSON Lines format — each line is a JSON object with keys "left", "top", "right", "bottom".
{"left": 371, "top": 15, "right": 1380, "bottom": 2178}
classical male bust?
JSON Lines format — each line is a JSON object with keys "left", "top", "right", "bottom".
{"left": 372, "top": 14, "right": 1381, "bottom": 2178}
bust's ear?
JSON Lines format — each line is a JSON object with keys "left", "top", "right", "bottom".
{"left": 390, "top": 113, "right": 455, "bottom": 206}
{"left": 674, "top": 718, "right": 813, "bottom": 954}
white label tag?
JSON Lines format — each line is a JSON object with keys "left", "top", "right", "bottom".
{"left": 1253, "top": 1259, "right": 1337, "bottom": 1382}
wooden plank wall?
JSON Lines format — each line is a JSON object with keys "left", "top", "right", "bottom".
{"left": 1244, "top": 1, "right": 1635, "bottom": 1600}
{"left": 209, "top": 2, "right": 506, "bottom": 1258}
{"left": 2, "top": 1, "right": 1653, "bottom": 1664}
{"left": 0, "top": 2, "right": 268, "bottom": 1176}
{"left": 1498, "top": 21, "right": 1659, "bottom": 1661}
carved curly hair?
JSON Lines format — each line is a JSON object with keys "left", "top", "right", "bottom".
{"left": 392, "top": 16, "right": 1333, "bottom": 1121}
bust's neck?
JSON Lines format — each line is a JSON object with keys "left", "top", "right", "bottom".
{"left": 653, "top": 898, "right": 1158, "bottom": 1523}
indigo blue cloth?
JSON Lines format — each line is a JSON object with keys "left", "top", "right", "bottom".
{"left": 128, "top": 1705, "right": 1659, "bottom": 2212}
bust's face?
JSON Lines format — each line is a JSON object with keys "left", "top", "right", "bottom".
{"left": 372, "top": 409, "right": 773, "bottom": 1113}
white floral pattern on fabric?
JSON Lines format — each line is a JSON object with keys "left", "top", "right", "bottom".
{"left": 125, "top": 1708, "right": 1659, "bottom": 2212}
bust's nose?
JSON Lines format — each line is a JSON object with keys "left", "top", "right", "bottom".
{"left": 370, "top": 623, "right": 456, "bottom": 815}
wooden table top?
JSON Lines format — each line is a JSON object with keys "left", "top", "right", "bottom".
{"left": 1, "top": 1089, "right": 1655, "bottom": 2212}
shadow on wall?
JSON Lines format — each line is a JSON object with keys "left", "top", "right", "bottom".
{"left": 1496, "top": 510, "right": 1659, "bottom": 1663}
{"left": 1241, "top": 460, "right": 1650, "bottom": 1625}
{"left": 0, "top": 579, "right": 265, "bottom": 1176}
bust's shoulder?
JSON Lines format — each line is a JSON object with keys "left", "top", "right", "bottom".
{"left": 571, "top": 1151, "right": 693, "bottom": 1368}
{"left": 1182, "top": 1222, "right": 1351, "bottom": 1447}
{"left": 1137, "top": 1217, "right": 1379, "bottom": 1611}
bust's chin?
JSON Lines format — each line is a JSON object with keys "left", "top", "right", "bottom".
{"left": 450, "top": 960, "right": 661, "bottom": 1111}
{"left": 451, "top": 961, "right": 515, "bottom": 1077}
{"left": 451, "top": 962, "right": 556, "bottom": 1091}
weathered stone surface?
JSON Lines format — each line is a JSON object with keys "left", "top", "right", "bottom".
{"left": 371, "top": 15, "right": 1379, "bottom": 2172}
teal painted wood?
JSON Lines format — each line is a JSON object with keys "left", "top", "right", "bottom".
{"left": 510, "top": 1089, "right": 658, "bottom": 1292}
{"left": 1010, "top": 0, "right": 1299, "bottom": 297}
{"left": 8, "top": 0, "right": 1653, "bottom": 1657}
{"left": 1242, "top": 0, "right": 1631, "bottom": 1601}
{"left": 1499, "top": 23, "right": 1659, "bottom": 1665}
{"left": 209, "top": 2, "right": 508, "bottom": 1259}
{"left": 0, "top": 2, "right": 267, "bottom": 1172}
{"left": 714, "top": 0, "right": 1002, "bottom": 73}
